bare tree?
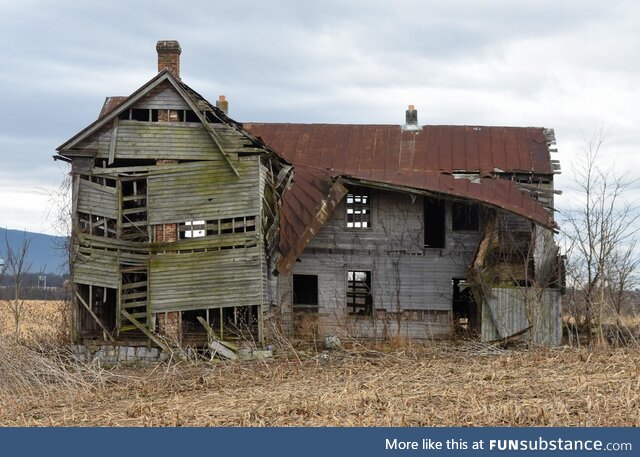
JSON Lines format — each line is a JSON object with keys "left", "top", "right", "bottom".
{"left": 3, "top": 230, "right": 32, "bottom": 342}
{"left": 562, "top": 131, "right": 640, "bottom": 344}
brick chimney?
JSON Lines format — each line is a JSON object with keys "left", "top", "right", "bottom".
{"left": 156, "top": 40, "right": 181, "bottom": 79}
{"left": 404, "top": 104, "right": 419, "bottom": 131}
{"left": 216, "top": 95, "right": 229, "bottom": 114}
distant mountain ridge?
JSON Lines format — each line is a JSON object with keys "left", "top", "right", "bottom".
{"left": 0, "top": 228, "right": 68, "bottom": 274}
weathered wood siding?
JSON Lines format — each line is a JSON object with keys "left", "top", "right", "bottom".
{"left": 73, "top": 247, "right": 121, "bottom": 288}
{"left": 82, "top": 123, "right": 224, "bottom": 161}
{"left": 77, "top": 179, "right": 118, "bottom": 219}
{"left": 147, "top": 158, "right": 260, "bottom": 224}
{"left": 149, "top": 246, "right": 263, "bottom": 313}
{"left": 134, "top": 81, "right": 190, "bottom": 110}
{"left": 481, "top": 287, "right": 561, "bottom": 345}
{"left": 278, "top": 189, "right": 483, "bottom": 339}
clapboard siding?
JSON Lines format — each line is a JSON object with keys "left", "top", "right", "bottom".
{"left": 111, "top": 122, "right": 221, "bottom": 160}
{"left": 147, "top": 158, "right": 260, "bottom": 224}
{"left": 73, "top": 248, "right": 121, "bottom": 288}
{"left": 277, "top": 188, "right": 484, "bottom": 339}
{"left": 77, "top": 179, "right": 118, "bottom": 219}
{"left": 133, "top": 80, "right": 190, "bottom": 110}
{"left": 310, "top": 190, "right": 483, "bottom": 252}
{"left": 149, "top": 246, "right": 263, "bottom": 312}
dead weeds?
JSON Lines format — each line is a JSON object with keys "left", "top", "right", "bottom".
{"left": 2, "top": 343, "right": 640, "bottom": 426}
{"left": 1, "top": 301, "right": 639, "bottom": 426}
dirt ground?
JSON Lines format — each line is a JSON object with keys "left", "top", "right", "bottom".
{"left": 1, "top": 301, "right": 640, "bottom": 426}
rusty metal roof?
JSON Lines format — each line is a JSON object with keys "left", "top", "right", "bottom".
{"left": 243, "top": 123, "right": 557, "bottom": 273}
{"left": 99, "top": 96, "right": 128, "bottom": 118}
{"left": 243, "top": 123, "right": 553, "bottom": 175}
{"left": 277, "top": 166, "right": 347, "bottom": 273}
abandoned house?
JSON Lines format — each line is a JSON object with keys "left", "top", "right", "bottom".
{"left": 55, "top": 41, "right": 563, "bottom": 354}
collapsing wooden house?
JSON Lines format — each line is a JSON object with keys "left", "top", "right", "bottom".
{"left": 55, "top": 41, "right": 563, "bottom": 352}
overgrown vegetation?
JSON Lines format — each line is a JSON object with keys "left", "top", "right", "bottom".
{"left": 562, "top": 131, "right": 640, "bottom": 345}
{"left": 1, "top": 301, "right": 640, "bottom": 426}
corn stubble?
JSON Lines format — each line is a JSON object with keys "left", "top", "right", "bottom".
{"left": 1, "top": 301, "right": 639, "bottom": 426}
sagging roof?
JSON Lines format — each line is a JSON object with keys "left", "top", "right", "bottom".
{"left": 244, "top": 123, "right": 557, "bottom": 273}
{"left": 243, "top": 123, "right": 554, "bottom": 176}
{"left": 277, "top": 166, "right": 347, "bottom": 273}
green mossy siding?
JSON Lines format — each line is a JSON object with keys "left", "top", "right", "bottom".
{"left": 149, "top": 246, "right": 263, "bottom": 313}
{"left": 77, "top": 179, "right": 118, "bottom": 219}
{"left": 147, "top": 158, "right": 260, "bottom": 225}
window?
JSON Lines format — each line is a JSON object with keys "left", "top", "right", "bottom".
{"left": 452, "top": 202, "right": 480, "bottom": 231}
{"left": 77, "top": 212, "right": 117, "bottom": 238}
{"left": 180, "top": 220, "right": 206, "bottom": 239}
{"left": 347, "top": 270, "right": 372, "bottom": 316}
{"left": 424, "top": 197, "right": 446, "bottom": 248}
{"left": 346, "top": 187, "right": 371, "bottom": 228}
{"left": 293, "top": 274, "right": 319, "bottom": 313}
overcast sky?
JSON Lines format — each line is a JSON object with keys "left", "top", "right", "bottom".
{"left": 1, "top": 0, "right": 639, "bottom": 235}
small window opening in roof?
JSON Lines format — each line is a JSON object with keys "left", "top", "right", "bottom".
{"left": 185, "top": 110, "right": 200, "bottom": 122}
{"left": 131, "top": 108, "right": 150, "bottom": 121}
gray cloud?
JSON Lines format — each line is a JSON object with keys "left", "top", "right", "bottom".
{"left": 1, "top": 0, "right": 639, "bottom": 233}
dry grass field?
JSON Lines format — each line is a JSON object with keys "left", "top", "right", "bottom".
{"left": 1, "top": 300, "right": 640, "bottom": 426}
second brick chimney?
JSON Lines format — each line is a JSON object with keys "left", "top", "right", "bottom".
{"left": 156, "top": 40, "right": 181, "bottom": 79}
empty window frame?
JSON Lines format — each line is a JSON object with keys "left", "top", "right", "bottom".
{"left": 177, "top": 216, "right": 257, "bottom": 240}
{"left": 293, "top": 274, "right": 319, "bottom": 313}
{"left": 77, "top": 212, "right": 117, "bottom": 238}
{"left": 452, "top": 202, "right": 480, "bottom": 231}
{"left": 424, "top": 197, "right": 446, "bottom": 248}
{"left": 346, "top": 187, "right": 371, "bottom": 228}
{"left": 118, "top": 108, "right": 201, "bottom": 123}
{"left": 347, "top": 270, "right": 373, "bottom": 316}
{"left": 180, "top": 220, "right": 206, "bottom": 239}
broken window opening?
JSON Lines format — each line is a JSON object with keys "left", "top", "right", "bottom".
{"left": 204, "top": 111, "right": 223, "bottom": 123}
{"left": 347, "top": 270, "right": 373, "bottom": 316}
{"left": 118, "top": 108, "right": 200, "bottom": 123}
{"left": 293, "top": 274, "right": 319, "bottom": 313}
{"left": 177, "top": 216, "right": 257, "bottom": 240}
{"left": 120, "top": 177, "right": 149, "bottom": 242}
{"left": 76, "top": 284, "right": 117, "bottom": 338}
{"left": 346, "top": 187, "right": 371, "bottom": 229}
{"left": 180, "top": 220, "right": 206, "bottom": 239}
{"left": 452, "top": 278, "right": 478, "bottom": 337}
{"left": 77, "top": 212, "right": 117, "bottom": 238}
{"left": 130, "top": 108, "right": 151, "bottom": 122}
{"left": 452, "top": 202, "right": 480, "bottom": 231}
{"left": 424, "top": 197, "right": 446, "bottom": 248}
{"left": 185, "top": 110, "right": 200, "bottom": 122}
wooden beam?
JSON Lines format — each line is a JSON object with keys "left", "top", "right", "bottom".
{"left": 75, "top": 291, "right": 116, "bottom": 343}
{"left": 108, "top": 118, "right": 118, "bottom": 165}
{"left": 121, "top": 309, "right": 173, "bottom": 355}
{"left": 197, "top": 316, "right": 238, "bottom": 360}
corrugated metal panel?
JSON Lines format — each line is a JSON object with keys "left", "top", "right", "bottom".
{"left": 99, "top": 97, "right": 127, "bottom": 118}
{"left": 149, "top": 247, "right": 263, "bottom": 312}
{"left": 244, "top": 123, "right": 553, "bottom": 175}
{"left": 277, "top": 165, "right": 347, "bottom": 273}
{"left": 481, "top": 287, "right": 561, "bottom": 345}
{"left": 245, "top": 123, "right": 556, "bottom": 270}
